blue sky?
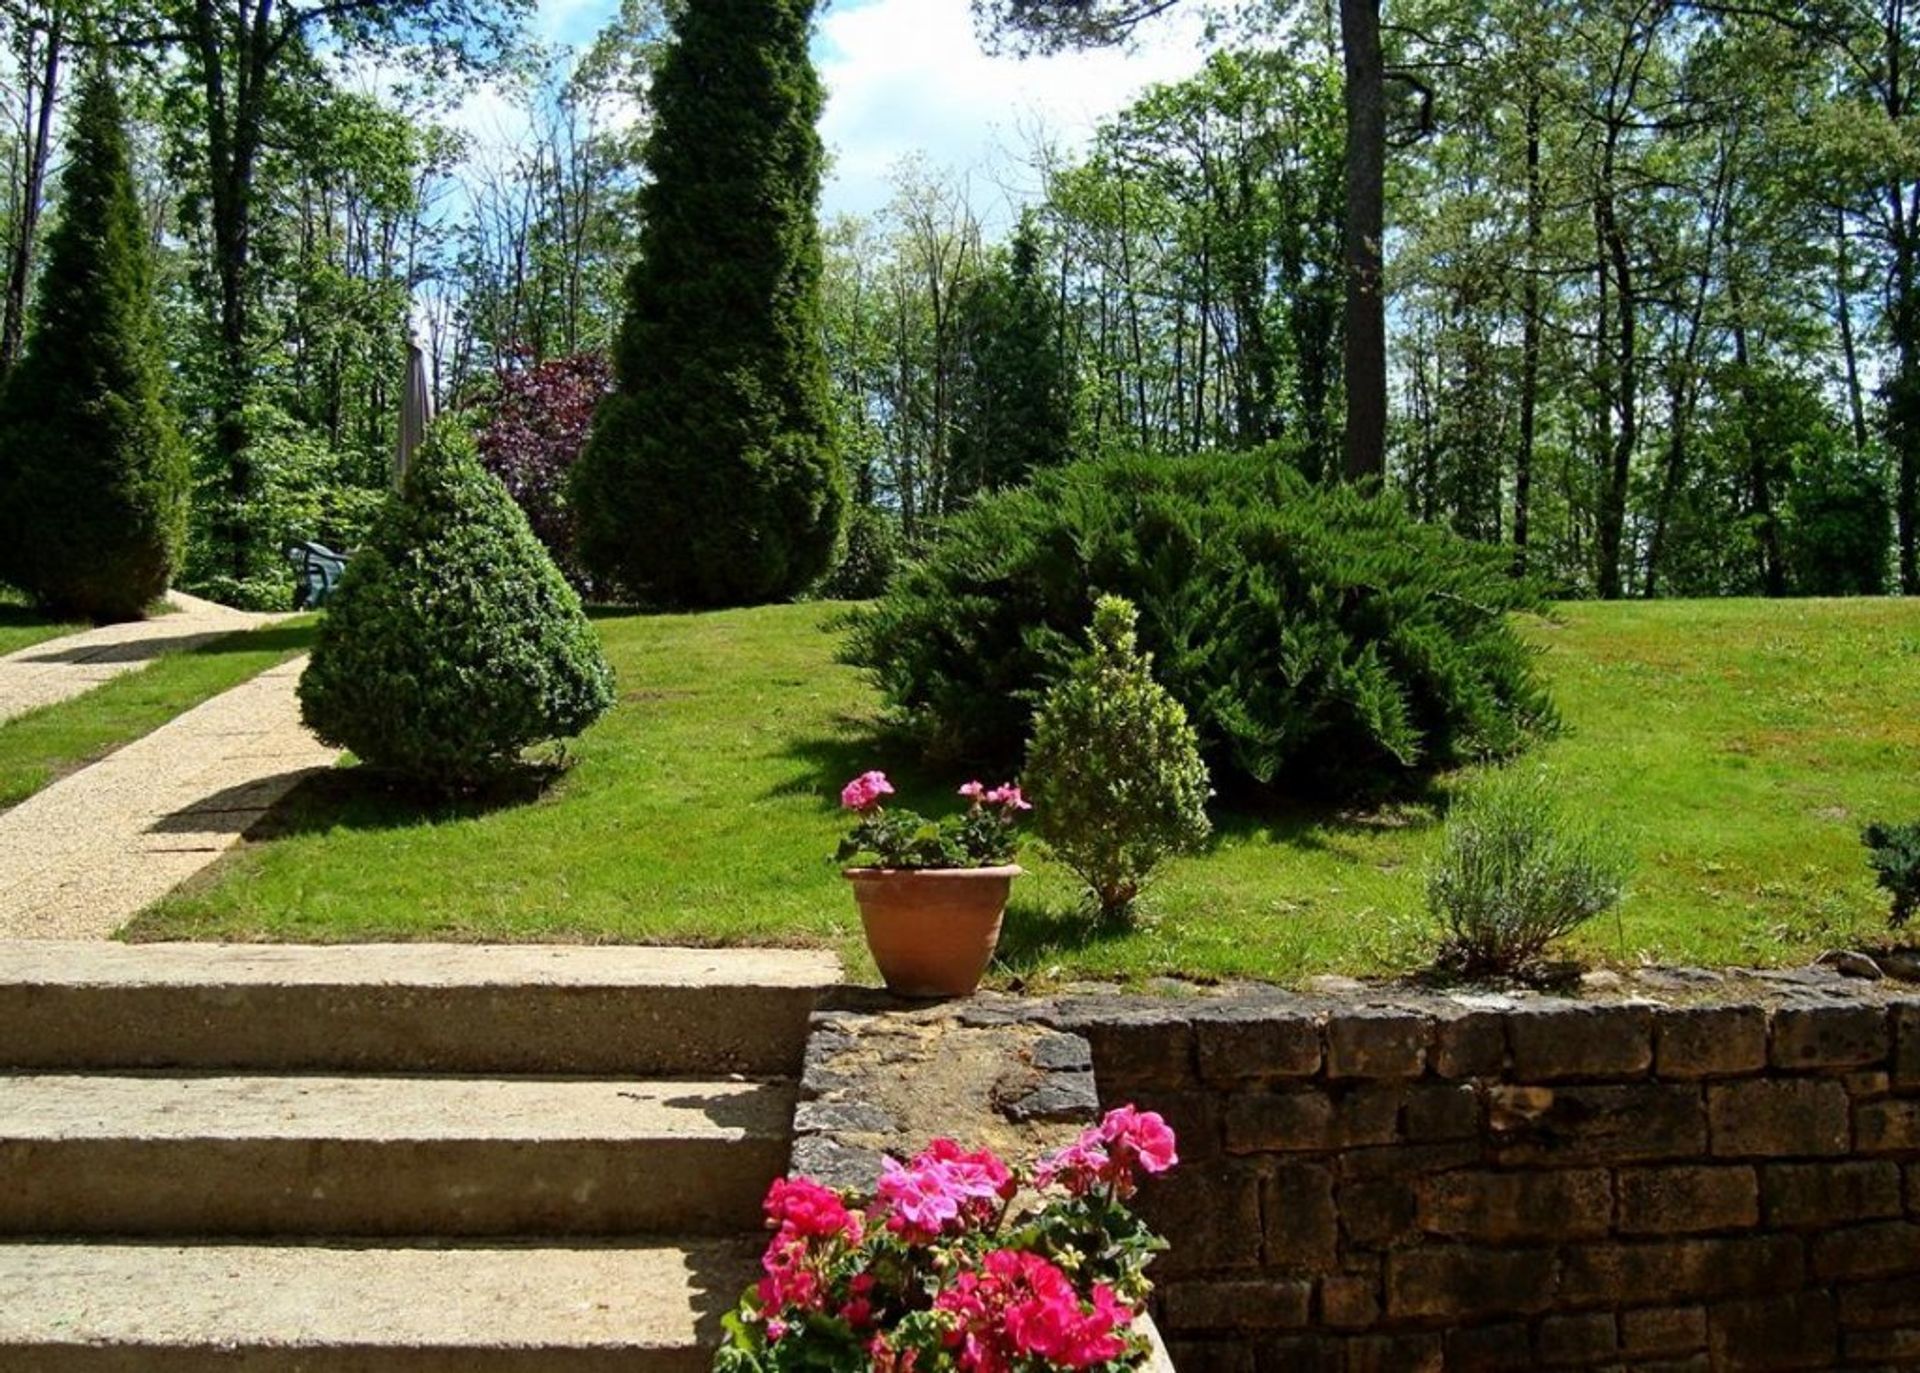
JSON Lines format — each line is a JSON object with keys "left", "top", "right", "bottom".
{"left": 510, "top": 0, "right": 1209, "bottom": 221}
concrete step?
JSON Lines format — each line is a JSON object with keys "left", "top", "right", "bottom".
{"left": 0, "top": 1073, "right": 794, "bottom": 1237}
{"left": 0, "top": 1238, "right": 756, "bottom": 1371}
{"left": 0, "top": 942, "right": 840, "bottom": 1076}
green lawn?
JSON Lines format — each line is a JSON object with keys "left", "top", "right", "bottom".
{"left": 129, "top": 599, "right": 1920, "bottom": 985}
{"left": 0, "top": 620, "right": 316, "bottom": 812}
{"left": 0, "top": 584, "right": 84, "bottom": 658}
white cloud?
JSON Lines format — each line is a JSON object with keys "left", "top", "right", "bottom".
{"left": 817, "top": 0, "right": 1210, "bottom": 222}
{"left": 376, "top": 0, "right": 1214, "bottom": 234}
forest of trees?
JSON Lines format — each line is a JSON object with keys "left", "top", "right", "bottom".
{"left": 0, "top": 0, "right": 1912, "bottom": 605}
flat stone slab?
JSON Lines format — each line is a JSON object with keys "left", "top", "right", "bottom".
{"left": 0, "top": 657, "right": 339, "bottom": 939}
{"left": 0, "top": 592, "right": 278, "bottom": 727}
{"left": 0, "top": 943, "right": 843, "bottom": 1076}
{"left": 0, "top": 1238, "right": 755, "bottom": 1371}
{"left": 0, "top": 1072, "right": 793, "bottom": 1143}
{"left": 0, "top": 1074, "right": 794, "bottom": 1236}
{"left": 2, "top": 940, "right": 844, "bottom": 989}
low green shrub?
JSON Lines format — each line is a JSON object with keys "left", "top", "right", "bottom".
{"left": 818, "top": 504, "right": 903, "bottom": 600}
{"left": 1026, "top": 596, "right": 1211, "bottom": 922}
{"left": 299, "top": 421, "right": 615, "bottom": 789}
{"left": 1863, "top": 821, "right": 1920, "bottom": 928}
{"left": 1427, "top": 768, "right": 1630, "bottom": 976}
{"left": 843, "top": 449, "right": 1556, "bottom": 798}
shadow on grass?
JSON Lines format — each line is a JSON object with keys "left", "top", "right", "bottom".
{"left": 191, "top": 621, "right": 319, "bottom": 655}
{"left": 15, "top": 620, "right": 319, "bottom": 665}
{"left": 765, "top": 712, "right": 961, "bottom": 812}
{"left": 246, "top": 759, "right": 568, "bottom": 841}
{"left": 992, "top": 898, "right": 1142, "bottom": 978}
{"left": 1205, "top": 778, "right": 1455, "bottom": 857}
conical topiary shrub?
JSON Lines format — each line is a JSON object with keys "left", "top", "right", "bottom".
{"left": 0, "top": 65, "right": 186, "bottom": 620}
{"left": 299, "top": 420, "right": 616, "bottom": 789}
{"left": 1026, "top": 596, "right": 1212, "bottom": 923}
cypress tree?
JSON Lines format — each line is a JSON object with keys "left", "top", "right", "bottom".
{"left": 0, "top": 65, "right": 186, "bottom": 621}
{"left": 572, "top": 0, "right": 845, "bottom": 606}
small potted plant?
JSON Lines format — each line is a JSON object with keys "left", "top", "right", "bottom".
{"left": 837, "top": 771, "right": 1030, "bottom": 998}
{"left": 714, "top": 1106, "right": 1178, "bottom": 1371}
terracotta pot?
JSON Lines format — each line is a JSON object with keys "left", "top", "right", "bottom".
{"left": 844, "top": 865, "right": 1021, "bottom": 999}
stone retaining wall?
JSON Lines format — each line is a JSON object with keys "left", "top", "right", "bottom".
{"left": 1007, "top": 973, "right": 1920, "bottom": 1370}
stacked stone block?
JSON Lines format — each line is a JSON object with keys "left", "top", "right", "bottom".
{"left": 1038, "top": 989, "right": 1920, "bottom": 1370}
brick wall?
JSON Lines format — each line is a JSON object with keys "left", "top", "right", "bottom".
{"left": 1034, "top": 983, "right": 1920, "bottom": 1371}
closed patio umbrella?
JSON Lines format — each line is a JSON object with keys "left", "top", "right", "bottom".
{"left": 393, "top": 340, "right": 434, "bottom": 491}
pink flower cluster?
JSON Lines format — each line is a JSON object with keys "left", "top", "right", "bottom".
{"left": 936, "top": 1250, "right": 1131, "bottom": 1372}
{"left": 958, "top": 780, "right": 1032, "bottom": 812}
{"left": 1035, "top": 1105, "right": 1179, "bottom": 1201}
{"left": 876, "top": 1137, "right": 1017, "bottom": 1243}
{"left": 754, "top": 1176, "right": 863, "bottom": 1327}
{"left": 736, "top": 1110, "right": 1178, "bottom": 1369}
{"left": 842, "top": 770, "right": 896, "bottom": 813}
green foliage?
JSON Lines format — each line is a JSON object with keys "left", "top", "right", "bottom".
{"left": 845, "top": 449, "right": 1556, "bottom": 798}
{"left": 818, "top": 504, "right": 903, "bottom": 600}
{"left": 1863, "top": 821, "right": 1920, "bottom": 928}
{"left": 1786, "top": 445, "right": 1893, "bottom": 597}
{"left": 184, "top": 402, "right": 386, "bottom": 611}
{"left": 570, "top": 0, "right": 845, "bottom": 606}
{"left": 1026, "top": 596, "right": 1211, "bottom": 921}
{"left": 0, "top": 67, "right": 186, "bottom": 622}
{"left": 951, "top": 215, "right": 1077, "bottom": 497}
{"left": 299, "top": 420, "right": 615, "bottom": 788}
{"left": 1427, "top": 768, "right": 1631, "bottom": 976}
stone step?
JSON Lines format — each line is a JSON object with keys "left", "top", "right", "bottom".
{"left": 0, "top": 1238, "right": 756, "bottom": 1371}
{"left": 0, "top": 1073, "right": 794, "bottom": 1237}
{"left": 0, "top": 942, "right": 840, "bottom": 1076}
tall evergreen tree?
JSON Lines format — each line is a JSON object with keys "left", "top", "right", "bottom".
{"left": 952, "top": 215, "right": 1076, "bottom": 498}
{"left": 0, "top": 63, "right": 186, "bottom": 621}
{"left": 572, "top": 0, "right": 845, "bottom": 605}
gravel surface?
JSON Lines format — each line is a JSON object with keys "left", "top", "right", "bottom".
{"left": 0, "top": 656, "right": 338, "bottom": 939}
{"left": 0, "top": 591, "right": 281, "bottom": 726}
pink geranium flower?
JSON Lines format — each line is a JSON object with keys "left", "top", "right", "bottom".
{"left": 876, "top": 1138, "right": 1016, "bottom": 1242}
{"left": 840, "top": 771, "right": 895, "bottom": 813}
{"left": 1037, "top": 1106, "right": 1178, "bottom": 1200}
{"left": 958, "top": 780, "right": 987, "bottom": 801}
{"left": 762, "top": 1176, "right": 861, "bottom": 1245}
{"left": 985, "top": 783, "right": 1032, "bottom": 812}
{"left": 936, "top": 1250, "right": 1132, "bottom": 1371}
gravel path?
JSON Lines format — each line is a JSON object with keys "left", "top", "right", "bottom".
{"left": 0, "top": 657, "right": 338, "bottom": 939}
{"left": 0, "top": 592, "right": 280, "bottom": 727}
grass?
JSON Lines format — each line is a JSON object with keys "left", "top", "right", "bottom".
{"left": 0, "top": 620, "right": 317, "bottom": 812}
{"left": 130, "top": 599, "right": 1920, "bottom": 986}
{"left": 0, "top": 583, "right": 84, "bottom": 658}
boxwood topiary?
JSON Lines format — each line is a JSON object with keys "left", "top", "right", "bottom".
{"left": 299, "top": 421, "right": 616, "bottom": 789}
{"left": 1026, "top": 596, "right": 1212, "bottom": 923}
{"left": 844, "top": 449, "right": 1557, "bottom": 799}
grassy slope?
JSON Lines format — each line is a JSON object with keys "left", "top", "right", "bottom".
{"left": 0, "top": 584, "right": 83, "bottom": 657}
{"left": 0, "top": 620, "right": 317, "bottom": 811}
{"left": 131, "top": 600, "right": 1920, "bottom": 985}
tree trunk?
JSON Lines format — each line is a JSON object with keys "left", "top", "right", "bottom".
{"left": 1340, "top": 0, "right": 1387, "bottom": 482}
{"left": 1594, "top": 161, "right": 1636, "bottom": 601}
{"left": 1, "top": 16, "right": 61, "bottom": 374}
{"left": 1513, "top": 88, "right": 1542, "bottom": 574}
{"left": 1835, "top": 207, "right": 1870, "bottom": 452}
{"left": 1725, "top": 212, "right": 1785, "bottom": 597}
{"left": 192, "top": 0, "right": 278, "bottom": 588}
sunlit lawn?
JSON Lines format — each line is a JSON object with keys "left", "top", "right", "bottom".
{"left": 130, "top": 599, "right": 1920, "bottom": 985}
{"left": 0, "top": 620, "right": 317, "bottom": 812}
